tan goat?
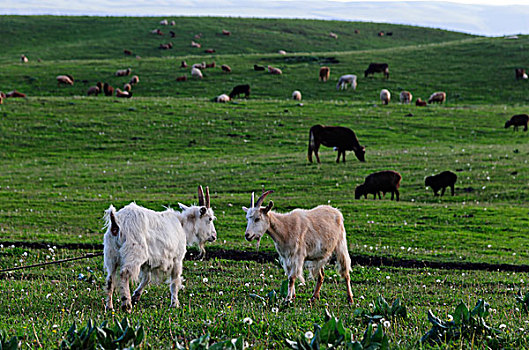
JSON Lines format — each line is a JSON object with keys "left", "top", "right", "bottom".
{"left": 242, "top": 191, "right": 353, "bottom": 304}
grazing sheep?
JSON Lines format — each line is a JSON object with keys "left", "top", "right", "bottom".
{"left": 103, "top": 186, "right": 216, "bottom": 312}
{"left": 329, "top": 32, "right": 338, "bottom": 39}
{"left": 205, "top": 49, "right": 216, "bottom": 54}
{"left": 278, "top": 50, "right": 287, "bottom": 55}
{"left": 192, "top": 62, "right": 206, "bottom": 69}
{"left": 399, "top": 91, "right": 412, "bottom": 104}
{"left": 355, "top": 170, "right": 402, "bottom": 201}
{"left": 129, "top": 75, "right": 139, "bottom": 85}
{"left": 221, "top": 64, "right": 232, "bottom": 73}
{"left": 268, "top": 66, "right": 282, "bottom": 75}
{"left": 319, "top": 66, "right": 330, "bottom": 82}
{"left": 380, "top": 89, "right": 391, "bottom": 105}
{"left": 515, "top": 68, "right": 526, "bottom": 80}
{"left": 292, "top": 90, "right": 302, "bottom": 101}
{"left": 0, "top": 91, "right": 6, "bottom": 99}
{"left": 116, "top": 88, "right": 132, "bottom": 98}
{"left": 364, "top": 63, "right": 389, "bottom": 79}
{"left": 336, "top": 74, "right": 357, "bottom": 90}
{"left": 56, "top": 75, "right": 74, "bottom": 86}
{"left": 169, "top": 31, "right": 176, "bottom": 37}
{"left": 215, "top": 94, "right": 230, "bottom": 103}
{"left": 254, "top": 64, "right": 265, "bottom": 71}
{"left": 415, "top": 98, "right": 427, "bottom": 106}
{"left": 229, "top": 84, "right": 250, "bottom": 99}
{"left": 103, "top": 83, "right": 115, "bottom": 96}
{"left": 6, "top": 90, "right": 26, "bottom": 98}
{"left": 191, "top": 41, "right": 201, "bottom": 48}
{"left": 194, "top": 33, "right": 202, "bottom": 39}
{"left": 159, "top": 43, "right": 173, "bottom": 50}
{"left": 308, "top": 125, "right": 365, "bottom": 163}
{"left": 170, "top": 20, "right": 176, "bottom": 26}
{"left": 206, "top": 62, "right": 216, "bottom": 68}
{"left": 176, "top": 75, "right": 187, "bottom": 82}
{"left": 0, "top": 95, "right": 3, "bottom": 105}
{"left": 123, "top": 49, "right": 132, "bottom": 56}
{"left": 428, "top": 91, "right": 446, "bottom": 104}
{"left": 505, "top": 114, "right": 529, "bottom": 131}
{"left": 191, "top": 67, "right": 203, "bottom": 79}
{"left": 243, "top": 190, "right": 353, "bottom": 304}
{"left": 222, "top": 29, "right": 231, "bottom": 36}
{"left": 87, "top": 86, "right": 100, "bottom": 96}
{"left": 151, "top": 29, "right": 163, "bottom": 35}
{"left": 20, "top": 54, "right": 28, "bottom": 63}
{"left": 425, "top": 171, "right": 457, "bottom": 197}
{"left": 160, "top": 19, "right": 168, "bottom": 25}
{"left": 115, "top": 68, "right": 132, "bottom": 77}
{"left": 378, "top": 31, "right": 385, "bottom": 36}
{"left": 123, "top": 83, "right": 132, "bottom": 92}
{"left": 181, "top": 60, "right": 188, "bottom": 68}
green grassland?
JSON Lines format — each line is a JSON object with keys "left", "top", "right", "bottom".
{"left": 1, "top": 16, "right": 529, "bottom": 348}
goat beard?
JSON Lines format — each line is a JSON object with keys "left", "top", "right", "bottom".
{"left": 255, "top": 236, "right": 262, "bottom": 251}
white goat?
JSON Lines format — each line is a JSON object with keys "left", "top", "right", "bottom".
{"left": 243, "top": 191, "right": 353, "bottom": 304}
{"left": 380, "top": 89, "right": 391, "bottom": 105}
{"left": 103, "top": 186, "right": 216, "bottom": 312}
{"left": 336, "top": 74, "right": 357, "bottom": 90}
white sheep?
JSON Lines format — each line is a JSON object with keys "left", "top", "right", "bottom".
{"left": 160, "top": 19, "right": 168, "bottom": 25}
{"left": 292, "top": 90, "right": 302, "bottom": 101}
{"left": 336, "top": 74, "right": 357, "bottom": 90}
{"left": 243, "top": 191, "right": 353, "bottom": 304}
{"left": 215, "top": 94, "right": 230, "bottom": 103}
{"left": 268, "top": 66, "right": 282, "bottom": 75}
{"left": 191, "top": 67, "right": 203, "bottom": 79}
{"left": 103, "top": 186, "right": 216, "bottom": 312}
{"left": 380, "top": 89, "right": 391, "bottom": 105}
{"left": 399, "top": 90, "right": 412, "bottom": 104}
{"left": 115, "top": 68, "right": 132, "bottom": 77}
{"left": 56, "top": 75, "right": 74, "bottom": 86}
{"left": 20, "top": 54, "right": 28, "bottom": 63}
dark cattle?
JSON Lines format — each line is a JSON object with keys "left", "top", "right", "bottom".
{"left": 505, "top": 114, "right": 529, "bottom": 131}
{"left": 319, "top": 66, "right": 330, "bottom": 82}
{"left": 169, "top": 31, "right": 176, "bottom": 37}
{"left": 229, "top": 84, "right": 250, "bottom": 99}
{"left": 364, "top": 63, "right": 389, "bottom": 79}
{"left": 425, "top": 171, "right": 457, "bottom": 197}
{"left": 515, "top": 68, "right": 526, "bottom": 80}
{"left": 123, "top": 49, "right": 132, "bottom": 56}
{"left": 308, "top": 125, "right": 365, "bottom": 164}
{"left": 355, "top": 171, "right": 401, "bottom": 201}
{"left": 103, "top": 83, "right": 114, "bottom": 96}
{"left": 386, "top": 32, "right": 393, "bottom": 36}
{"left": 254, "top": 64, "right": 265, "bottom": 71}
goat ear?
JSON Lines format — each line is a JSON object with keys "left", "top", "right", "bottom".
{"left": 242, "top": 206, "right": 249, "bottom": 213}
{"left": 200, "top": 206, "right": 207, "bottom": 217}
{"left": 264, "top": 200, "right": 274, "bottom": 213}
{"left": 178, "top": 203, "right": 189, "bottom": 211}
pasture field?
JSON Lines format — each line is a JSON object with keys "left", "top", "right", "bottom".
{"left": 1, "top": 16, "right": 529, "bottom": 348}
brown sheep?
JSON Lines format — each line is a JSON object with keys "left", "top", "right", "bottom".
{"left": 129, "top": 75, "right": 139, "bottom": 85}
{"left": 205, "top": 49, "right": 216, "bottom": 54}
{"left": 123, "top": 83, "right": 132, "bottom": 92}
{"left": 181, "top": 61, "right": 188, "bottom": 68}
{"left": 206, "top": 62, "right": 216, "bottom": 68}
{"left": 221, "top": 64, "right": 232, "bottom": 73}
{"left": 268, "top": 66, "right": 282, "bottom": 75}
{"left": 159, "top": 43, "right": 173, "bottom": 50}
{"left": 400, "top": 91, "right": 412, "bottom": 104}
{"left": 103, "top": 83, "right": 114, "bottom": 96}
{"left": 87, "top": 86, "right": 100, "bottom": 96}
{"left": 116, "top": 88, "right": 132, "bottom": 98}
{"left": 319, "top": 66, "right": 330, "bottom": 82}
{"left": 425, "top": 171, "right": 457, "bottom": 197}
{"left": 415, "top": 98, "right": 427, "bottom": 107}
{"left": 56, "top": 75, "right": 74, "bottom": 86}
{"left": 6, "top": 90, "right": 27, "bottom": 98}
{"left": 505, "top": 114, "right": 529, "bottom": 131}
{"left": 222, "top": 29, "right": 231, "bottom": 36}
{"left": 428, "top": 91, "right": 446, "bottom": 104}
{"left": 355, "top": 171, "right": 402, "bottom": 201}
{"left": 176, "top": 75, "right": 187, "bottom": 82}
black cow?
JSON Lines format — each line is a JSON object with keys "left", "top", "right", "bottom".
{"left": 308, "top": 125, "right": 365, "bottom": 163}
{"left": 229, "top": 84, "right": 250, "bottom": 99}
{"left": 505, "top": 114, "right": 529, "bottom": 131}
{"left": 425, "top": 171, "right": 457, "bottom": 197}
{"left": 364, "top": 63, "right": 389, "bottom": 79}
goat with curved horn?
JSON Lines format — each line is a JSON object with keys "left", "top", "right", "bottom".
{"left": 198, "top": 185, "right": 205, "bottom": 206}
{"left": 242, "top": 191, "right": 353, "bottom": 304}
{"left": 205, "top": 186, "right": 210, "bottom": 208}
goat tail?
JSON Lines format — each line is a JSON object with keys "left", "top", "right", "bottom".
{"left": 335, "top": 220, "right": 352, "bottom": 278}
{"left": 103, "top": 205, "right": 120, "bottom": 236}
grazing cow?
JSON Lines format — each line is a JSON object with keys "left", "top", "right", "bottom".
{"left": 319, "top": 67, "right": 330, "bottom": 82}
{"left": 416, "top": 98, "right": 427, "bottom": 106}
{"left": 355, "top": 171, "right": 402, "bottom": 201}
{"left": 176, "top": 75, "right": 187, "bottom": 82}
{"left": 56, "top": 75, "right": 74, "bottom": 86}
{"left": 425, "top": 171, "right": 457, "bottom": 197}
{"left": 308, "top": 125, "right": 366, "bottom": 163}
{"left": 364, "top": 63, "right": 389, "bottom": 79}
{"left": 336, "top": 74, "right": 357, "bottom": 90}
{"left": 254, "top": 64, "right": 265, "bottom": 71}
{"left": 428, "top": 91, "right": 446, "bottom": 104}
{"left": 380, "top": 89, "right": 391, "bottom": 105}
{"left": 505, "top": 114, "right": 529, "bottom": 131}
{"left": 515, "top": 68, "right": 527, "bottom": 80}
{"left": 229, "top": 84, "right": 250, "bottom": 99}
{"left": 221, "top": 64, "right": 232, "bottom": 73}
{"left": 400, "top": 91, "right": 412, "bottom": 104}
{"left": 292, "top": 90, "right": 302, "bottom": 101}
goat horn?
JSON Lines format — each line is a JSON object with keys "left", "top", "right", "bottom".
{"left": 205, "top": 186, "right": 210, "bottom": 208}
{"left": 255, "top": 190, "right": 274, "bottom": 208}
{"left": 198, "top": 185, "right": 205, "bottom": 206}
{"left": 250, "top": 192, "right": 255, "bottom": 208}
